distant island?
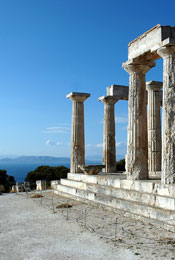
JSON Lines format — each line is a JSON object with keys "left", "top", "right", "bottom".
{"left": 0, "top": 156, "right": 102, "bottom": 182}
{"left": 0, "top": 155, "right": 124, "bottom": 182}
{"left": 0, "top": 156, "right": 71, "bottom": 164}
{"left": 0, "top": 154, "right": 126, "bottom": 164}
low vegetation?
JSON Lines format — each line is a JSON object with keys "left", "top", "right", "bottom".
{"left": 116, "top": 159, "right": 125, "bottom": 171}
{"left": 31, "top": 193, "right": 43, "bottom": 198}
{"left": 56, "top": 203, "right": 72, "bottom": 208}
{"left": 0, "top": 169, "right": 15, "bottom": 192}
{"left": 25, "top": 165, "right": 69, "bottom": 183}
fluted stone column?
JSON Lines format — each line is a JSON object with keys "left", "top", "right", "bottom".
{"left": 123, "top": 62, "right": 155, "bottom": 180}
{"left": 146, "top": 81, "right": 162, "bottom": 175}
{"left": 99, "top": 96, "right": 118, "bottom": 173}
{"left": 157, "top": 46, "right": 175, "bottom": 184}
{"left": 66, "top": 92, "right": 90, "bottom": 173}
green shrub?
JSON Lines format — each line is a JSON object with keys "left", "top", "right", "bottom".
{"left": 0, "top": 169, "right": 15, "bottom": 192}
{"left": 25, "top": 165, "right": 69, "bottom": 183}
{"left": 116, "top": 159, "right": 125, "bottom": 171}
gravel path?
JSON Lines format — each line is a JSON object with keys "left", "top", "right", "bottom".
{"left": 0, "top": 193, "right": 135, "bottom": 260}
{"left": 0, "top": 192, "right": 175, "bottom": 260}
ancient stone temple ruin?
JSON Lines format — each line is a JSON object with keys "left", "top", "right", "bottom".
{"left": 55, "top": 25, "right": 175, "bottom": 231}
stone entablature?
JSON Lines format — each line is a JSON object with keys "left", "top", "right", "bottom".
{"left": 128, "top": 25, "right": 175, "bottom": 61}
{"left": 106, "top": 83, "right": 163, "bottom": 104}
{"left": 106, "top": 85, "right": 129, "bottom": 100}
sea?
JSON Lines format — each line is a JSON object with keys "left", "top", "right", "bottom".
{"left": 0, "top": 162, "right": 71, "bottom": 182}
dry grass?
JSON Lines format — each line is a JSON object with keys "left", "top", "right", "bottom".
{"left": 56, "top": 203, "right": 72, "bottom": 208}
{"left": 158, "top": 237, "right": 175, "bottom": 245}
{"left": 31, "top": 194, "right": 43, "bottom": 198}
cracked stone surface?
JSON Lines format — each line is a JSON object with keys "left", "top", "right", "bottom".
{"left": 157, "top": 46, "right": 175, "bottom": 184}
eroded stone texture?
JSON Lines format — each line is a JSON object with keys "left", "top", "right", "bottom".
{"left": 128, "top": 25, "right": 175, "bottom": 61}
{"left": 67, "top": 92, "right": 90, "bottom": 173}
{"left": 36, "top": 180, "right": 46, "bottom": 191}
{"left": 146, "top": 81, "right": 162, "bottom": 175}
{"left": 106, "top": 85, "right": 129, "bottom": 100}
{"left": 99, "top": 96, "right": 118, "bottom": 173}
{"left": 157, "top": 46, "right": 175, "bottom": 184}
{"left": 123, "top": 62, "right": 155, "bottom": 180}
{"left": 78, "top": 165, "right": 105, "bottom": 175}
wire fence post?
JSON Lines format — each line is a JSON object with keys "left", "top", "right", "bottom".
{"left": 52, "top": 195, "right": 54, "bottom": 213}
{"left": 66, "top": 200, "right": 69, "bottom": 221}
{"left": 115, "top": 218, "right": 118, "bottom": 244}
{"left": 40, "top": 189, "right": 42, "bottom": 205}
{"left": 84, "top": 209, "right": 87, "bottom": 228}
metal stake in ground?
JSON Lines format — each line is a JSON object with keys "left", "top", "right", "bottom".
{"left": 40, "top": 189, "right": 42, "bottom": 205}
{"left": 66, "top": 200, "right": 69, "bottom": 221}
{"left": 52, "top": 195, "right": 54, "bottom": 213}
{"left": 115, "top": 218, "right": 118, "bottom": 244}
{"left": 84, "top": 209, "right": 87, "bottom": 228}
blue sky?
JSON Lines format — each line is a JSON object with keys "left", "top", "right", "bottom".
{"left": 0, "top": 0, "right": 173, "bottom": 159}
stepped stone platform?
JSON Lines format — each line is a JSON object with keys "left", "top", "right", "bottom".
{"left": 54, "top": 173, "right": 175, "bottom": 231}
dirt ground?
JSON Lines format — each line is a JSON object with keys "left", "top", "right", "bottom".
{"left": 0, "top": 191, "right": 175, "bottom": 260}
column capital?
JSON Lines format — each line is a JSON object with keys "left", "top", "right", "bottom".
{"left": 66, "top": 92, "right": 90, "bottom": 102}
{"left": 122, "top": 60, "right": 155, "bottom": 74}
{"left": 146, "top": 81, "right": 163, "bottom": 92}
{"left": 157, "top": 45, "right": 175, "bottom": 59}
{"left": 123, "top": 63, "right": 153, "bottom": 74}
{"left": 98, "top": 96, "right": 118, "bottom": 105}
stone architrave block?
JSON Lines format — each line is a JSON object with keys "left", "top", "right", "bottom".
{"left": 128, "top": 25, "right": 175, "bottom": 60}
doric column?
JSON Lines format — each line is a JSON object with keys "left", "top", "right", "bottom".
{"left": 66, "top": 92, "right": 90, "bottom": 173}
{"left": 99, "top": 96, "right": 118, "bottom": 173}
{"left": 122, "top": 62, "right": 155, "bottom": 180}
{"left": 146, "top": 81, "right": 162, "bottom": 175}
{"left": 157, "top": 46, "right": 175, "bottom": 184}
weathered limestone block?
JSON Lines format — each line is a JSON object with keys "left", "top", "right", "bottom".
{"left": 106, "top": 84, "right": 129, "bottom": 99}
{"left": 67, "top": 92, "right": 90, "bottom": 173}
{"left": 157, "top": 46, "right": 175, "bottom": 184}
{"left": 50, "top": 180, "right": 59, "bottom": 189}
{"left": 61, "top": 178, "right": 87, "bottom": 190}
{"left": 36, "top": 180, "right": 46, "bottom": 191}
{"left": 68, "top": 173, "right": 98, "bottom": 184}
{"left": 146, "top": 81, "right": 162, "bottom": 175}
{"left": 99, "top": 96, "right": 118, "bottom": 173}
{"left": 123, "top": 62, "right": 155, "bottom": 180}
{"left": 128, "top": 25, "right": 175, "bottom": 61}
{"left": 154, "top": 183, "right": 175, "bottom": 197}
{"left": 11, "top": 185, "right": 17, "bottom": 192}
{"left": 106, "top": 83, "right": 162, "bottom": 105}
{"left": 16, "top": 182, "right": 23, "bottom": 192}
